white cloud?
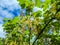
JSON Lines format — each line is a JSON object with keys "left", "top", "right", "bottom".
{"left": 0, "top": 0, "right": 20, "bottom": 14}
{"left": 0, "top": 24, "right": 6, "bottom": 38}
{"left": 0, "top": 8, "right": 15, "bottom": 18}
{"left": 0, "top": 0, "right": 20, "bottom": 23}
{"left": 0, "top": 16, "right": 4, "bottom": 24}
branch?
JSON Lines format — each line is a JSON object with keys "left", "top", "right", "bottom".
{"left": 32, "top": 17, "right": 55, "bottom": 45}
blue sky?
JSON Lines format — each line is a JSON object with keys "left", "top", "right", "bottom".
{"left": 0, "top": 0, "right": 20, "bottom": 38}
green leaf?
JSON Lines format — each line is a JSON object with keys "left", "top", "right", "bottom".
{"left": 35, "top": 0, "right": 40, "bottom": 7}
{"left": 24, "top": 30, "right": 29, "bottom": 35}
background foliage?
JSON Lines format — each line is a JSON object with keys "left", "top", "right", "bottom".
{"left": 0, "top": 0, "right": 60, "bottom": 45}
